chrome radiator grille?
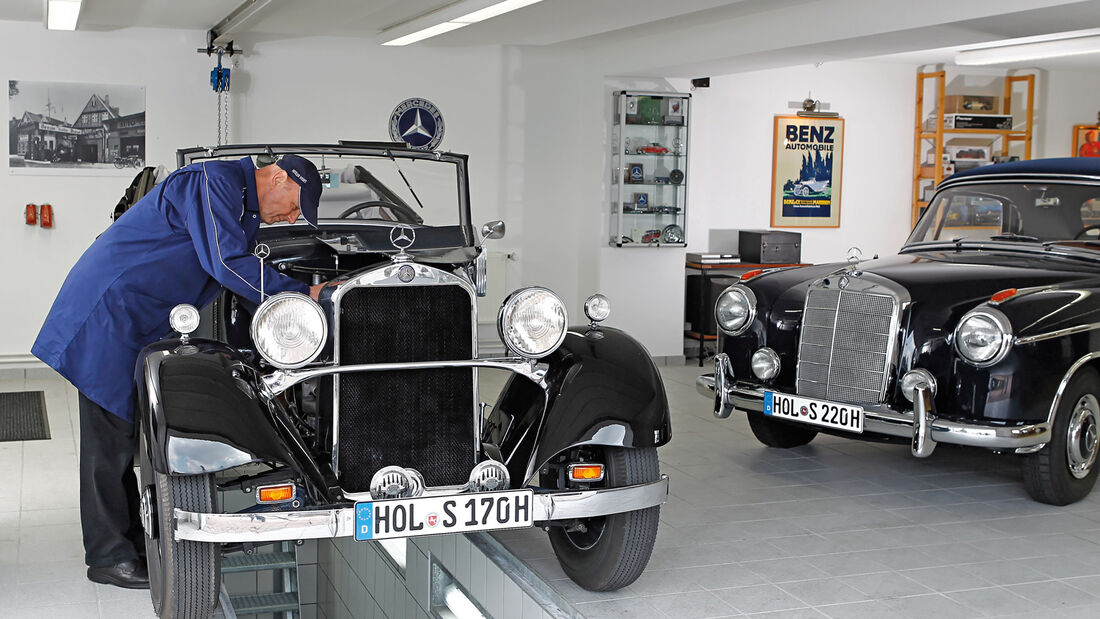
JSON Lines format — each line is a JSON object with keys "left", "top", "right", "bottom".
{"left": 796, "top": 286, "right": 897, "bottom": 405}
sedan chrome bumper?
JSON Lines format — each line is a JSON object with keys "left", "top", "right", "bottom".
{"left": 173, "top": 476, "right": 669, "bottom": 543}
{"left": 697, "top": 354, "right": 1050, "bottom": 456}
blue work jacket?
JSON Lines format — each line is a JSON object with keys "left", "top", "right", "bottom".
{"left": 32, "top": 156, "right": 309, "bottom": 422}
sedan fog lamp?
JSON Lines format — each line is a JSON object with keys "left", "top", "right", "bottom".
{"left": 715, "top": 285, "right": 757, "bottom": 335}
{"left": 169, "top": 304, "right": 200, "bottom": 337}
{"left": 751, "top": 347, "right": 781, "bottom": 381}
{"left": 497, "top": 287, "right": 568, "bottom": 359}
{"left": 953, "top": 308, "right": 1013, "bottom": 367}
{"left": 250, "top": 292, "right": 328, "bottom": 369}
{"left": 584, "top": 294, "right": 611, "bottom": 323}
{"left": 900, "top": 368, "right": 938, "bottom": 403}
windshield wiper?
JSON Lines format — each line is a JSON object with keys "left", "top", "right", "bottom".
{"left": 989, "top": 233, "right": 1041, "bottom": 243}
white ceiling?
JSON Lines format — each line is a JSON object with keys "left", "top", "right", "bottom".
{"left": 6, "top": 0, "right": 1100, "bottom": 74}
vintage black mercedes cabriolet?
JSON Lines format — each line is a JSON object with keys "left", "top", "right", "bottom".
{"left": 136, "top": 143, "right": 670, "bottom": 617}
{"left": 699, "top": 158, "right": 1100, "bottom": 506}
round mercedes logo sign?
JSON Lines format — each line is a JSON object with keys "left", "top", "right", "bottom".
{"left": 389, "top": 98, "right": 445, "bottom": 151}
{"left": 390, "top": 224, "right": 416, "bottom": 250}
{"left": 253, "top": 243, "right": 271, "bottom": 259}
{"left": 398, "top": 265, "right": 416, "bottom": 283}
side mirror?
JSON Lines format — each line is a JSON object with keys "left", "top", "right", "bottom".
{"left": 481, "top": 220, "right": 506, "bottom": 241}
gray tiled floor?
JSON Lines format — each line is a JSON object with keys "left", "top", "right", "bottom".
{"left": 493, "top": 363, "right": 1100, "bottom": 618}
{"left": 7, "top": 362, "right": 1100, "bottom": 618}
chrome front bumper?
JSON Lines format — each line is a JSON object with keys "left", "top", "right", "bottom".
{"left": 174, "top": 475, "right": 669, "bottom": 543}
{"left": 697, "top": 354, "right": 1050, "bottom": 457}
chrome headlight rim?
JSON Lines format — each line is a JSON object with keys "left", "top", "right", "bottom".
{"left": 953, "top": 307, "right": 1013, "bottom": 368}
{"left": 497, "top": 286, "right": 569, "bottom": 360}
{"left": 715, "top": 284, "right": 757, "bottom": 336}
{"left": 249, "top": 291, "right": 329, "bottom": 370}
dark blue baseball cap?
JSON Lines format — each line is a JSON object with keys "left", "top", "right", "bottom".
{"left": 276, "top": 155, "right": 322, "bottom": 227}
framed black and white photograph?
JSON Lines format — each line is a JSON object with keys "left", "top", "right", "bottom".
{"left": 8, "top": 79, "right": 145, "bottom": 175}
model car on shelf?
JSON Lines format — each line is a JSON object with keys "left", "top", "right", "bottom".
{"left": 641, "top": 229, "right": 663, "bottom": 243}
{"left": 698, "top": 158, "right": 1100, "bottom": 505}
{"left": 136, "top": 143, "right": 671, "bottom": 617}
{"left": 635, "top": 142, "right": 670, "bottom": 154}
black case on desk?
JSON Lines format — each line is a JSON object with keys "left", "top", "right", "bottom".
{"left": 738, "top": 229, "right": 802, "bottom": 264}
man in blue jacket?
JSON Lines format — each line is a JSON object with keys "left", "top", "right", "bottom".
{"left": 32, "top": 153, "right": 324, "bottom": 589}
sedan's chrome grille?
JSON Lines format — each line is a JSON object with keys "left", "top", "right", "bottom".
{"left": 796, "top": 287, "right": 897, "bottom": 405}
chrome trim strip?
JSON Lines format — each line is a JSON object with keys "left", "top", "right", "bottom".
{"left": 263, "top": 358, "right": 547, "bottom": 395}
{"left": 1015, "top": 322, "right": 1100, "bottom": 345}
{"left": 697, "top": 376, "right": 1051, "bottom": 451}
{"left": 329, "top": 262, "right": 481, "bottom": 477}
{"left": 172, "top": 476, "right": 670, "bottom": 543}
{"left": 1045, "top": 353, "right": 1100, "bottom": 435}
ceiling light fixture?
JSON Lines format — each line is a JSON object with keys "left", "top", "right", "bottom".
{"left": 381, "top": 0, "right": 544, "bottom": 46}
{"left": 44, "top": 0, "right": 82, "bottom": 31}
{"left": 955, "top": 34, "right": 1100, "bottom": 66}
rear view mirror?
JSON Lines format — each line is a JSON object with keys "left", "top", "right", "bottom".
{"left": 481, "top": 220, "right": 506, "bottom": 241}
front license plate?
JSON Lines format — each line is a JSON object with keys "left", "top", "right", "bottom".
{"left": 354, "top": 490, "right": 534, "bottom": 541}
{"left": 764, "top": 391, "right": 864, "bottom": 433}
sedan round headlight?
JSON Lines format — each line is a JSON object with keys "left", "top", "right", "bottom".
{"left": 250, "top": 292, "right": 328, "bottom": 369}
{"left": 169, "top": 304, "right": 200, "bottom": 335}
{"left": 498, "top": 287, "right": 568, "bottom": 359}
{"left": 715, "top": 285, "right": 757, "bottom": 335}
{"left": 751, "top": 347, "right": 780, "bottom": 381}
{"left": 953, "top": 308, "right": 1012, "bottom": 367}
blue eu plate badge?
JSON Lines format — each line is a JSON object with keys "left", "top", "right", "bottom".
{"left": 355, "top": 503, "right": 374, "bottom": 541}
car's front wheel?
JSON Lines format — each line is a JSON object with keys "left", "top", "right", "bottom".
{"left": 1023, "top": 368, "right": 1100, "bottom": 505}
{"left": 546, "top": 446, "right": 660, "bottom": 591}
{"left": 747, "top": 411, "right": 818, "bottom": 448}
{"left": 139, "top": 435, "right": 221, "bottom": 618}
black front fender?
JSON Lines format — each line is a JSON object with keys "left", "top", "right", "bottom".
{"left": 134, "top": 339, "right": 319, "bottom": 488}
{"left": 489, "top": 326, "right": 671, "bottom": 485}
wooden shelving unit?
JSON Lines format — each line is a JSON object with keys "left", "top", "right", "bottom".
{"left": 911, "top": 71, "right": 1035, "bottom": 226}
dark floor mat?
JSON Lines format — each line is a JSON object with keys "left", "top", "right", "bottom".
{"left": 0, "top": 391, "right": 50, "bottom": 441}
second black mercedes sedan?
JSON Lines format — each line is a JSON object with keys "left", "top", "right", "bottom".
{"left": 699, "top": 158, "right": 1100, "bottom": 505}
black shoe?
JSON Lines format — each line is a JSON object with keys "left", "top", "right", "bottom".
{"left": 87, "top": 559, "right": 150, "bottom": 589}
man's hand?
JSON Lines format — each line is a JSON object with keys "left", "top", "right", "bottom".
{"left": 309, "top": 283, "right": 325, "bottom": 300}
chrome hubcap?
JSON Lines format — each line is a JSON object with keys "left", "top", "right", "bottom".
{"left": 1066, "top": 394, "right": 1100, "bottom": 479}
{"left": 140, "top": 485, "right": 157, "bottom": 539}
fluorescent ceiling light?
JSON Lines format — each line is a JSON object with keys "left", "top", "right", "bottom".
{"left": 45, "top": 0, "right": 82, "bottom": 30}
{"left": 381, "top": 0, "right": 544, "bottom": 46}
{"left": 956, "top": 34, "right": 1100, "bottom": 66}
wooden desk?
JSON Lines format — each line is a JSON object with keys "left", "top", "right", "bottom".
{"left": 685, "top": 261, "right": 809, "bottom": 366}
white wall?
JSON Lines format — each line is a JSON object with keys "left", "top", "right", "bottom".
{"left": 0, "top": 21, "right": 213, "bottom": 362}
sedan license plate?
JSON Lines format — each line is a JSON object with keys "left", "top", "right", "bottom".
{"left": 764, "top": 391, "right": 863, "bottom": 433}
{"left": 355, "top": 490, "right": 533, "bottom": 541}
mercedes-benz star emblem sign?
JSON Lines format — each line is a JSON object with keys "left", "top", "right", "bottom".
{"left": 390, "top": 224, "right": 416, "bottom": 250}
{"left": 253, "top": 243, "right": 271, "bottom": 259}
{"left": 389, "top": 98, "right": 445, "bottom": 151}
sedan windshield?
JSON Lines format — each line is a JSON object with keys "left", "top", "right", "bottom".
{"left": 906, "top": 182, "right": 1100, "bottom": 247}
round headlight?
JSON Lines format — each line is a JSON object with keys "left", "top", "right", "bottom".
{"left": 715, "top": 285, "right": 757, "bottom": 335}
{"left": 250, "top": 292, "right": 328, "bottom": 369}
{"left": 498, "top": 287, "right": 568, "bottom": 359}
{"left": 751, "top": 347, "right": 780, "bottom": 381}
{"left": 169, "top": 304, "right": 200, "bottom": 335}
{"left": 584, "top": 294, "right": 611, "bottom": 323}
{"left": 953, "top": 308, "right": 1012, "bottom": 367}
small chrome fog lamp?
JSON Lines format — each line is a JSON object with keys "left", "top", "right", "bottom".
{"left": 169, "top": 304, "right": 200, "bottom": 341}
{"left": 751, "top": 347, "right": 781, "bottom": 381}
{"left": 468, "top": 460, "right": 510, "bottom": 492}
{"left": 584, "top": 294, "right": 611, "bottom": 325}
{"left": 900, "top": 368, "right": 937, "bottom": 403}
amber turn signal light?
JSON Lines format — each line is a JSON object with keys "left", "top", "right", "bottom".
{"left": 25, "top": 204, "right": 37, "bottom": 225}
{"left": 256, "top": 484, "right": 296, "bottom": 503}
{"left": 568, "top": 464, "right": 604, "bottom": 482}
{"left": 740, "top": 269, "right": 765, "bottom": 281}
{"left": 990, "top": 288, "right": 1018, "bottom": 304}
{"left": 40, "top": 204, "right": 53, "bottom": 229}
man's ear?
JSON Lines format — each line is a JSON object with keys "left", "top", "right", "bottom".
{"left": 270, "top": 167, "right": 289, "bottom": 187}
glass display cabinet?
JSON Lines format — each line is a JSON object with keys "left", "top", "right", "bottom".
{"left": 610, "top": 90, "right": 690, "bottom": 247}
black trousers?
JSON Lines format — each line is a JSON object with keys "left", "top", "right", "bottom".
{"left": 78, "top": 393, "right": 144, "bottom": 567}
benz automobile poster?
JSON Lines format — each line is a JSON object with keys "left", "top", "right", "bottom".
{"left": 770, "top": 115, "right": 844, "bottom": 227}
{"left": 9, "top": 79, "right": 145, "bottom": 176}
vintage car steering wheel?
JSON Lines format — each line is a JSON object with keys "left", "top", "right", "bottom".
{"left": 337, "top": 200, "right": 421, "bottom": 224}
{"left": 1074, "top": 224, "right": 1100, "bottom": 239}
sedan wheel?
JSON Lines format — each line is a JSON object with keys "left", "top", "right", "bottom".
{"left": 1023, "top": 368, "right": 1100, "bottom": 505}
